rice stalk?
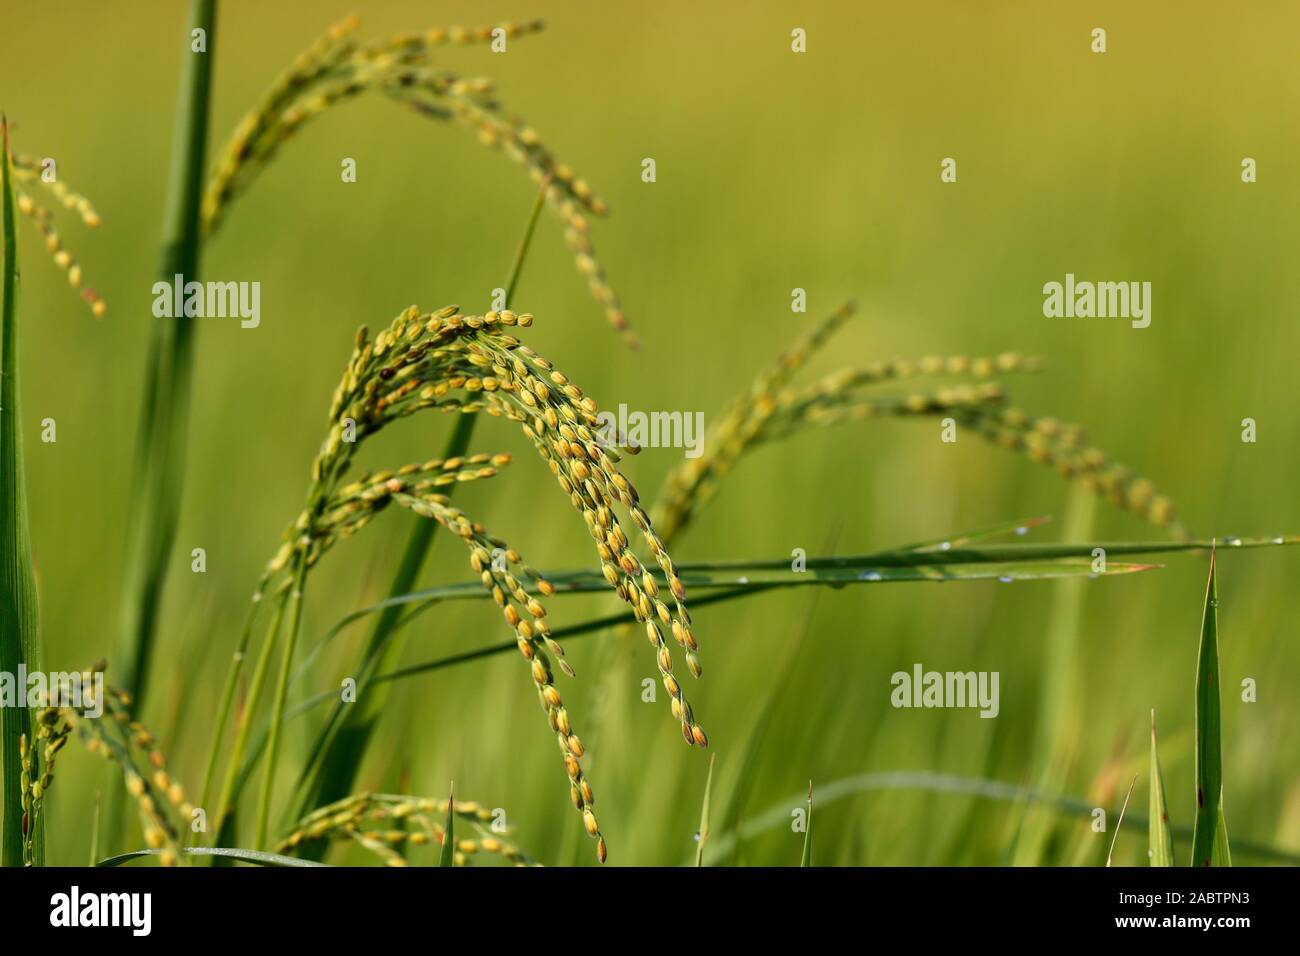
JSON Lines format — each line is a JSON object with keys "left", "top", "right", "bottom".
{"left": 214, "top": 305, "right": 703, "bottom": 861}
{"left": 651, "top": 302, "right": 1183, "bottom": 543}
{"left": 290, "top": 178, "right": 552, "bottom": 839}
{"left": 116, "top": 0, "right": 216, "bottom": 720}
{"left": 277, "top": 793, "right": 538, "bottom": 867}
{"left": 201, "top": 16, "right": 636, "bottom": 346}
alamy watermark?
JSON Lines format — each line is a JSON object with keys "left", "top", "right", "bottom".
{"left": 0, "top": 666, "right": 104, "bottom": 718}
{"left": 152, "top": 274, "right": 261, "bottom": 329}
{"left": 596, "top": 404, "right": 705, "bottom": 458}
{"left": 890, "top": 662, "right": 999, "bottom": 718}
{"left": 1043, "top": 273, "right": 1151, "bottom": 328}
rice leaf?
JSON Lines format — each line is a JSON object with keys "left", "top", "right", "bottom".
{"left": 351, "top": 533, "right": 1298, "bottom": 621}
{"left": 1149, "top": 711, "right": 1174, "bottom": 866}
{"left": 694, "top": 755, "right": 715, "bottom": 867}
{"left": 1191, "top": 548, "right": 1230, "bottom": 866}
{"left": 97, "top": 847, "right": 327, "bottom": 868}
{"left": 0, "top": 118, "right": 43, "bottom": 867}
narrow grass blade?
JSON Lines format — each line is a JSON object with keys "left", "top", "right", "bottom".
{"left": 97, "top": 848, "right": 327, "bottom": 868}
{"left": 694, "top": 754, "right": 715, "bottom": 867}
{"left": 800, "top": 782, "right": 813, "bottom": 867}
{"left": 438, "top": 784, "right": 455, "bottom": 868}
{"left": 1106, "top": 776, "right": 1137, "bottom": 866}
{"left": 0, "top": 118, "right": 44, "bottom": 867}
{"left": 1191, "top": 548, "right": 1230, "bottom": 866}
{"left": 325, "top": 534, "right": 1297, "bottom": 629}
{"left": 1149, "top": 711, "right": 1174, "bottom": 866}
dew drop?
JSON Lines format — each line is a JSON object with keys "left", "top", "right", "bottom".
{"left": 1226, "top": 536, "right": 1243, "bottom": 547}
{"left": 1273, "top": 536, "right": 1285, "bottom": 545}
{"left": 998, "top": 575, "right": 1013, "bottom": 583}
{"left": 860, "top": 570, "right": 883, "bottom": 582}
{"left": 692, "top": 831, "right": 701, "bottom": 843}
{"left": 939, "top": 541, "right": 952, "bottom": 551}
{"left": 1015, "top": 526, "right": 1029, "bottom": 536}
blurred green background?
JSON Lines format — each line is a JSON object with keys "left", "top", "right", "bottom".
{"left": 3, "top": 0, "right": 1298, "bottom": 865}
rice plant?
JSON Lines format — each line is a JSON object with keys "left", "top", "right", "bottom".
{"left": 118, "top": 9, "right": 635, "bottom": 728}
{"left": 1, "top": 118, "right": 109, "bottom": 867}
{"left": 204, "top": 303, "right": 705, "bottom": 862}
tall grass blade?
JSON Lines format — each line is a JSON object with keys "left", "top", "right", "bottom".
{"left": 116, "top": 0, "right": 217, "bottom": 704}
{"left": 1190, "top": 547, "right": 1229, "bottom": 866}
{"left": 0, "top": 117, "right": 44, "bottom": 867}
{"left": 1149, "top": 711, "right": 1174, "bottom": 866}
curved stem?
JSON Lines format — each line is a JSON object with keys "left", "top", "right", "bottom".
{"left": 255, "top": 558, "right": 309, "bottom": 848}
{"left": 212, "top": 582, "right": 289, "bottom": 840}
{"left": 194, "top": 591, "right": 264, "bottom": 843}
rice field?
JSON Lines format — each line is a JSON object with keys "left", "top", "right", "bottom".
{"left": 1, "top": 1, "right": 1298, "bottom": 870}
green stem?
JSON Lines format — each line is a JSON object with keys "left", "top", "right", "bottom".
{"left": 212, "top": 582, "right": 289, "bottom": 839}
{"left": 116, "top": 0, "right": 217, "bottom": 705}
{"left": 194, "top": 591, "right": 263, "bottom": 842}
{"left": 255, "top": 558, "right": 309, "bottom": 848}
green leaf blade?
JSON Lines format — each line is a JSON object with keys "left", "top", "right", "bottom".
{"left": 0, "top": 119, "right": 44, "bottom": 867}
{"left": 1191, "top": 549, "right": 1229, "bottom": 867}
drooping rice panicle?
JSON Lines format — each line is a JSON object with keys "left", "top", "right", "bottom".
{"left": 9, "top": 152, "right": 106, "bottom": 316}
{"left": 652, "top": 301, "right": 1182, "bottom": 541}
{"left": 277, "top": 793, "right": 539, "bottom": 866}
{"left": 199, "top": 16, "right": 635, "bottom": 345}
{"left": 391, "top": 491, "right": 603, "bottom": 854}
{"left": 21, "top": 665, "right": 189, "bottom": 866}
{"left": 224, "top": 304, "right": 703, "bottom": 862}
